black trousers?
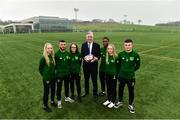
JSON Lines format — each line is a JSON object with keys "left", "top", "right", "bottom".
{"left": 99, "top": 71, "right": 106, "bottom": 92}
{"left": 118, "top": 78, "right": 135, "bottom": 105}
{"left": 43, "top": 79, "right": 55, "bottom": 107}
{"left": 70, "top": 73, "right": 81, "bottom": 97}
{"left": 106, "top": 75, "right": 117, "bottom": 103}
{"left": 83, "top": 64, "right": 98, "bottom": 96}
{"left": 57, "top": 76, "right": 69, "bottom": 101}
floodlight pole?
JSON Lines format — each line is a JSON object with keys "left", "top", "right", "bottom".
{"left": 74, "top": 8, "right": 79, "bottom": 32}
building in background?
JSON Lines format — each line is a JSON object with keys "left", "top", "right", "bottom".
{"left": 3, "top": 23, "right": 33, "bottom": 33}
{"left": 0, "top": 25, "right": 4, "bottom": 33}
{"left": 3, "top": 16, "right": 73, "bottom": 33}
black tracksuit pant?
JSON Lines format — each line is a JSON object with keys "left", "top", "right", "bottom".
{"left": 118, "top": 78, "right": 135, "bottom": 105}
{"left": 70, "top": 73, "right": 81, "bottom": 97}
{"left": 57, "top": 76, "right": 69, "bottom": 101}
{"left": 99, "top": 71, "right": 106, "bottom": 92}
{"left": 43, "top": 79, "right": 55, "bottom": 107}
{"left": 106, "top": 74, "right": 117, "bottom": 103}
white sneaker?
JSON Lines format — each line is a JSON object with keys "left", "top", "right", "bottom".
{"left": 103, "top": 100, "right": 110, "bottom": 106}
{"left": 58, "top": 101, "right": 62, "bottom": 108}
{"left": 107, "top": 102, "right": 115, "bottom": 108}
{"left": 114, "top": 101, "right": 123, "bottom": 108}
{"left": 128, "top": 105, "right": 135, "bottom": 113}
{"left": 65, "top": 97, "right": 75, "bottom": 103}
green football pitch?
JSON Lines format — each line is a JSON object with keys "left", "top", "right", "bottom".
{"left": 0, "top": 32, "right": 180, "bottom": 119}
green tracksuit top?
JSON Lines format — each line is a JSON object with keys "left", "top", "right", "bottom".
{"left": 70, "top": 52, "right": 82, "bottom": 75}
{"left": 55, "top": 50, "right": 70, "bottom": 78}
{"left": 118, "top": 50, "right": 140, "bottom": 79}
{"left": 105, "top": 55, "right": 119, "bottom": 76}
{"left": 39, "top": 55, "right": 55, "bottom": 81}
{"left": 99, "top": 47, "right": 107, "bottom": 73}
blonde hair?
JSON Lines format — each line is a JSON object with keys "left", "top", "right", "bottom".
{"left": 43, "top": 43, "right": 55, "bottom": 66}
{"left": 106, "top": 43, "right": 117, "bottom": 64}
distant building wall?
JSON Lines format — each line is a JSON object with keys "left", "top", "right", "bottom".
{"left": 3, "top": 23, "right": 33, "bottom": 33}
{"left": 22, "top": 16, "right": 73, "bottom": 32}
{"left": 2, "top": 16, "right": 73, "bottom": 33}
{"left": 0, "top": 26, "right": 3, "bottom": 33}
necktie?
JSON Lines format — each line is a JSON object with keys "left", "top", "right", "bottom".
{"left": 88, "top": 43, "right": 91, "bottom": 55}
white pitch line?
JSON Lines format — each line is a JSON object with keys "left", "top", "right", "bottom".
{"left": 112, "top": 41, "right": 157, "bottom": 47}
{"left": 139, "top": 41, "right": 180, "bottom": 54}
{"left": 139, "top": 46, "right": 169, "bottom": 54}
{"left": 141, "top": 53, "right": 180, "bottom": 63}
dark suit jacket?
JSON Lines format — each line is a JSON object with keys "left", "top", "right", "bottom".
{"left": 81, "top": 41, "right": 100, "bottom": 66}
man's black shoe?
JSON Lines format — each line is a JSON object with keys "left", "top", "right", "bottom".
{"left": 43, "top": 106, "right": 52, "bottom": 112}
{"left": 50, "top": 101, "right": 57, "bottom": 107}
{"left": 70, "top": 95, "right": 75, "bottom": 100}
{"left": 93, "top": 96, "right": 98, "bottom": 102}
{"left": 78, "top": 96, "right": 82, "bottom": 102}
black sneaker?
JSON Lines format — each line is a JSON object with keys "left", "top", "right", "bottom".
{"left": 98, "top": 92, "right": 106, "bottom": 96}
{"left": 77, "top": 96, "right": 82, "bottom": 102}
{"left": 93, "top": 96, "right": 98, "bottom": 102}
{"left": 43, "top": 106, "right": 52, "bottom": 112}
{"left": 71, "top": 95, "right": 75, "bottom": 100}
{"left": 50, "top": 101, "right": 57, "bottom": 107}
{"left": 128, "top": 105, "right": 135, "bottom": 113}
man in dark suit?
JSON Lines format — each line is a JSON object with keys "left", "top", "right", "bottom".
{"left": 81, "top": 31, "right": 100, "bottom": 101}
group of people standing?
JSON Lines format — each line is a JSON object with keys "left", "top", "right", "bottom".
{"left": 39, "top": 31, "right": 140, "bottom": 114}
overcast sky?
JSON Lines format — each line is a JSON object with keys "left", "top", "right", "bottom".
{"left": 0, "top": 0, "right": 179, "bottom": 25}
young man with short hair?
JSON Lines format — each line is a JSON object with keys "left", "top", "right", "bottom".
{"left": 99, "top": 37, "right": 109, "bottom": 96}
{"left": 115, "top": 39, "right": 140, "bottom": 113}
{"left": 55, "top": 40, "right": 74, "bottom": 108}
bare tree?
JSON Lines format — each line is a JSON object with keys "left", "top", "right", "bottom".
{"left": 92, "top": 19, "right": 103, "bottom": 23}
{"left": 123, "top": 14, "right": 128, "bottom": 24}
{"left": 108, "top": 18, "right": 117, "bottom": 23}
{"left": 138, "top": 19, "right": 143, "bottom": 24}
